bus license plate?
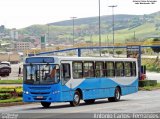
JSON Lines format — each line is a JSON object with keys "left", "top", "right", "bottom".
{"left": 37, "top": 96, "right": 43, "bottom": 99}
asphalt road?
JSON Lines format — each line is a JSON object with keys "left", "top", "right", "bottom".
{"left": 0, "top": 90, "right": 160, "bottom": 118}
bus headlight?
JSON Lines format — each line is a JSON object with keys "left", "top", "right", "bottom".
{"left": 24, "top": 91, "right": 29, "bottom": 94}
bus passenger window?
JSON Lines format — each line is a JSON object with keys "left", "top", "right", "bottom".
{"left": 83, "top": 62, "right": 94, "bottom": 78}
{"left": 115, "top": 62, "right": 124, "bottom": 77}
{"left": 125, "top": 62, "right": 132, "bottom": 77}
{"left": 132, "top": 62, "right": 136, "bottom": 76}
{"left": 106, "top": 62, "right": 115, "bottom": 77}
{"left": 95, "top": 62, "right": 104, "bottom": 77}
{"left": 73, "top": 62, "right": 83, "bottom": 79}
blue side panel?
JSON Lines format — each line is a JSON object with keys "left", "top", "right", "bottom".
{"left": 60, "top": 77, "right": 138, "bottom": 101}
{"left": 60, "top": 84, "right": 72, "bottom": 101}
{"left": 77, "top": 78, "right": 101, "bottom": 100}
{"left": 79, "top": 78, "right": 117, "bottom": 99}
{"left": 121, "top": 79, "right": 138, "bottom": 95}
{"left": 101, "top": 77, "right": 117, "bottom": 98}
{"left": 61, "top": 90, "right": 74, "bottom": 101}
{"left": 60, "top": 78, "right": 101, "bottom": 101}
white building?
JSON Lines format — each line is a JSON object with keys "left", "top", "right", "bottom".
{"left": 10, "top": 28, "right": 18, "bottom": 40}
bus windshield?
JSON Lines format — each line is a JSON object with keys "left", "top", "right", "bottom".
{"left": 23, "top": 64, "right": 60, "bottom": 85}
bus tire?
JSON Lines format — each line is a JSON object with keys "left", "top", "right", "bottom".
{"left": 41, "top": 102, "right": 51, "bottom": 108}
{"left": 108, "top": 87, "right": 121, "bottom": 102}
{"left": 70, "top": 91, "right": 81, "bottom": 106}
{"left": 84, "top": 99, "right": 95, "bottom": 104}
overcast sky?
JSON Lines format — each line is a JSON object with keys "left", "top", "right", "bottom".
{"left": 0, "top": 0, "right": 159, "bottom": 29}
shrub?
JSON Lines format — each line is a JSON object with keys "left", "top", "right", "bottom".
{"left": 139, "top": 80, "right": 157, "bottom": 87}
{"left": 0, "top": 87, "right": 23, "bottom": 98}
{"left": 15, "top": 87, "right": 23, "bottom": 97}
{"left": 0, "top": 93, "right": 11, "bottom": 100}
{"left": 0, "top": 88, "right": 15, "bottom": 93}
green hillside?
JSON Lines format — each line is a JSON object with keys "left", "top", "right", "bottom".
{"left": 18, "top": 11, "right": 160, "bottom": 45}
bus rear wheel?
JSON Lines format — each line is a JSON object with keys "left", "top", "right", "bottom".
{"left": 41, "top": 102, "right": 51, "bottom": 108}
{"left": 70, "top": 91, "right": 81, "bottom": 106}
{"left": 108, "top": 87, "right": 121, "bottom": 102}
{"left": 84, "top": 99, "right": 95, "bottom": 104}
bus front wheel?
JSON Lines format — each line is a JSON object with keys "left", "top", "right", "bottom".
{"left": 108, "top": 87, "right": 121, "bottom": 102}
{"left": 70, "top": 91, "right": 81, "bottom": 106}
{"left": 41, "top": 102, "right": 51, "bottom": 108}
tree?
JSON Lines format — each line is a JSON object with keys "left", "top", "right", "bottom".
{"left": 101, "top": 49, "right": 108, "bottom": 54}
{"left": 151, "top": 38, "right": 160, "bottom": 61}
{"left": 116, "top": 50, "right": 123, "bottom": 57}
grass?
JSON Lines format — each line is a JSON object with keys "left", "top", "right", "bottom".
{"left": 0, "top": 88, "right": 15, "bottom": 93}
{"left": 0, "top": 80, "right": 23, "bottom": 84}
{"left": 0, "top": 86, "right": 22, "bottom": 88}
{"left": 139, "top": 83, "right": 160, "bottom": 91}
{"left": 0, "top": 86, "right": 22, "bottom": 93}
{"left": 0, "top": 97, "right": 22, "bottom": 103}
{"left": 85, "top": 23, "right": 156, "bottom": 43}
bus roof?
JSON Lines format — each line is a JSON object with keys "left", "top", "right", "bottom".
{"left": 28, "top": 56, "right": 137, "bottom": 62}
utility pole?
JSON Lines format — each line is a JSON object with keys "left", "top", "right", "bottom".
{"left": 134, "top": 31, "right": 136, "bottom": 42}
{"left": 70, "top": 17, "right": 77, "bottom": 47}
{"left": 108, "top": 5, "right": 117, "bottom": 57}
{"left": 107, "top": 35, "right": 110, "bottom": 55}
{"left": 107, "top": 35, "right": 109, "bottom": 46}
{"left": 47, "top": 24, "right": 50, "bottom": 45}
{"left": 99, "top": 0, "right": 102, "bottom": 56}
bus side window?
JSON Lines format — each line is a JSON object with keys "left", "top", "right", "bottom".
{"left": 83, "top": 62, "right": 94, "bottom": 78}
{"left": 132, "top": 62, "right": 136, "bottom": 76}
{"left": 125, "top": 62, "right": 132, "bottom": 77}
{"left": 61, "top": 63, "right": 71, "bottom": 85}
{"left": 106, "top": 62, "right": 115, "bottom": 77}
{"left": 115, "top": 62, "right": 124, "bottom": 77}
{"left": 95, "top": 62, "right": 104, "bottom": 77}
{"left": 73, "top": 62, "right": 83, "bottom": 79}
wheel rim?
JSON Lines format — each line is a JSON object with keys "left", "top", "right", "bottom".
{"left": 116, "top": 89, "right": 120, "bottom": 99}
{"left": 74, "top": 94, "right": 79, "bottom": 103}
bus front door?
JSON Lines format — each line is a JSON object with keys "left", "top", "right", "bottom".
{"left": 61, "top": 61, "right": 72, "bottom": 101}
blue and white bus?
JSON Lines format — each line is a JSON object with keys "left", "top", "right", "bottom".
{"left": 23, "top": 56, "right": 138, "bottom": 107}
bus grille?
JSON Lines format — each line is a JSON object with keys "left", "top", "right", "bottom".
{"left": 34, "top": 97, "right": 47, "bottom": 100}
{"left": 29, "top": 87, "right": 51, "bottom": 90}
{"left": 31, "top": 92, "right": 50, "bottom": 94}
